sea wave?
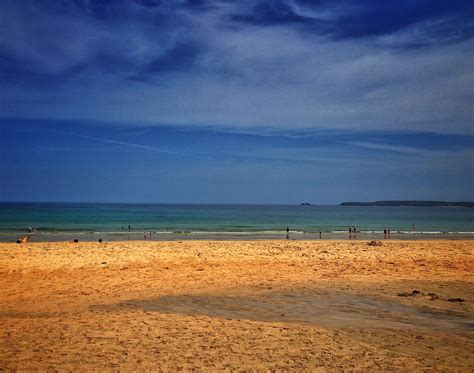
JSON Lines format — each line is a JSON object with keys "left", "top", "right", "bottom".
{"left": 1, "top": 229, "right": 473, "bottom": 237}
{"left": 180, "top": 230, "right": 304, "bottom": 235}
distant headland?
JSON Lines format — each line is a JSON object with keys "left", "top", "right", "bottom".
{"left": 340, "top": 201, "right": 473, "bottom": 208}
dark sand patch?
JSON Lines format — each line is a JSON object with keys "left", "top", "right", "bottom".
{"left": 95, "top": 290, "right": 474, "bottom": 332}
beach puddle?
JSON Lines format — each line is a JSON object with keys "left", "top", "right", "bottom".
{"left": 96, "top": 291, "right": 474, "bottom": 332}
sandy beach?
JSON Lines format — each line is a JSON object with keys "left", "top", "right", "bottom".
{"left": 0, "top": 239, "right": 473, "bottom": 371}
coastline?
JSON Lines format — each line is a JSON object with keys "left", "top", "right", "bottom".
{"left": 2, "top": 203, "right": 473, "bottom": 243}
{"left": 1, "top": 239, "right": 473, "bottom": 370}
{"left": 1, "top": 231, "right": 474, "bottom": 242}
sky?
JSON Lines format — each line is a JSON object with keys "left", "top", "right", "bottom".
{"left": 0, "top": 0, "right": 473, "bottom": 204}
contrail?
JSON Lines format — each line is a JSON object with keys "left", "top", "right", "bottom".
{"left": 53, "top": 130, "right": 210, "bottom": 160}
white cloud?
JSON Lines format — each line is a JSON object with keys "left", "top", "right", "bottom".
{"left": 0, "top": 1, "right": 473, "bottom": 135}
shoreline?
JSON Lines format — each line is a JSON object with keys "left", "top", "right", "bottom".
{"left": 2, "top": 231, "right": 473, "bottom": 242}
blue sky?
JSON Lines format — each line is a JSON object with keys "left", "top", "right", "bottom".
{"left": 0, "top": 0, "right": 473, "bottom": 203}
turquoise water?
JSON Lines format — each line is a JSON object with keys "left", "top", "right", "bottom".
{"left": 0, "top": 203, "right": 473, "bottom": 241}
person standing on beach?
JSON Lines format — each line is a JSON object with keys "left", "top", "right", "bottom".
{"left": 286, "top": 226, "right": 290, "bottom": 240}
{"left": 128, "top": 225, "right": 131, "bottom": 231}
{"left": 319, "top": 229, "right": 322, "bottom": 239}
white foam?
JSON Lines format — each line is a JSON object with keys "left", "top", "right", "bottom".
{"left": 182, "top": 230, "right": 305, "bottom": 235}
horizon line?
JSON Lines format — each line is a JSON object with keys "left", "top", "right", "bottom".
{"left": 1, "top": 200, "right": 473, "bottom": 205}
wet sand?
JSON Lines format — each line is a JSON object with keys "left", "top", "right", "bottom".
{"left": 0, "top": 240, "right": 473, "bottom": 370}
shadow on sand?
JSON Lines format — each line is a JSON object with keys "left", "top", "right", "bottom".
{"left": 93, "top": 290, "right": 474, "bottom": 332}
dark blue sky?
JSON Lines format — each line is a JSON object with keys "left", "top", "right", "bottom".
{"left": 0, "top": 1, "right": 473, "bottom": 203}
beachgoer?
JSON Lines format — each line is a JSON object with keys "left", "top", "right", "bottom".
{"left": 412, "top": 223, "right": 416, "bottom": 232}
{"left": 128, "top": 225, "right": 131, "bottom": 231}
{"left": 319, "top": 230, "right": 322, "bottom": 239}
{"left": 121, "top": 226, "right": 124, "bottom": 232}
{"left": 99, "top": 239, "right": 102, "bottom": 243}
{"left": 28, "top": 226, "right": 32, "bottom": 233}
{"left": 144, "top": 232, "right": 147, "bottom": 240}
{"left": 286, "top": 227, "right": 290, "bottom": 240}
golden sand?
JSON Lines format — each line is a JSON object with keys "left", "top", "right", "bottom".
{"left": 0, "top": 240, "right": 473, "bottom": 371}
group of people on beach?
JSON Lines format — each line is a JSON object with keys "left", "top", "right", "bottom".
{"left": 122, "top": 225, "right": 153, "bottom": 240}
{"left": 348, "top": 226, "right": 357, "bottom": 239}
{"left": 143, "top": 231, "right": 153, "bottom": 240}
{"left": 21, "top": 221, "right": 418, "bottom": 243}
{"left": 286, "top": 227, "right": 323, "bottom": 240}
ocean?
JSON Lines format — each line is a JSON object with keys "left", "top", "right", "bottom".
{"left": 0, "top": 203, "right": 473, "bottom": 242}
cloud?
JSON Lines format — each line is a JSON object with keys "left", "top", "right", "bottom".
{"left": 2, "top": 118, "right": 472, "bottom": 202}
{"left": 0, "top": 0, "right": 472, "bottom": 135}
{"left": 344, "top": 141, "right": 422, "bottom": 155}
{"left": 230, "top": 1, "right": 320, "bottom": 26}
{"left": 229, "top": 0, "right": 474, "bottom": 43}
